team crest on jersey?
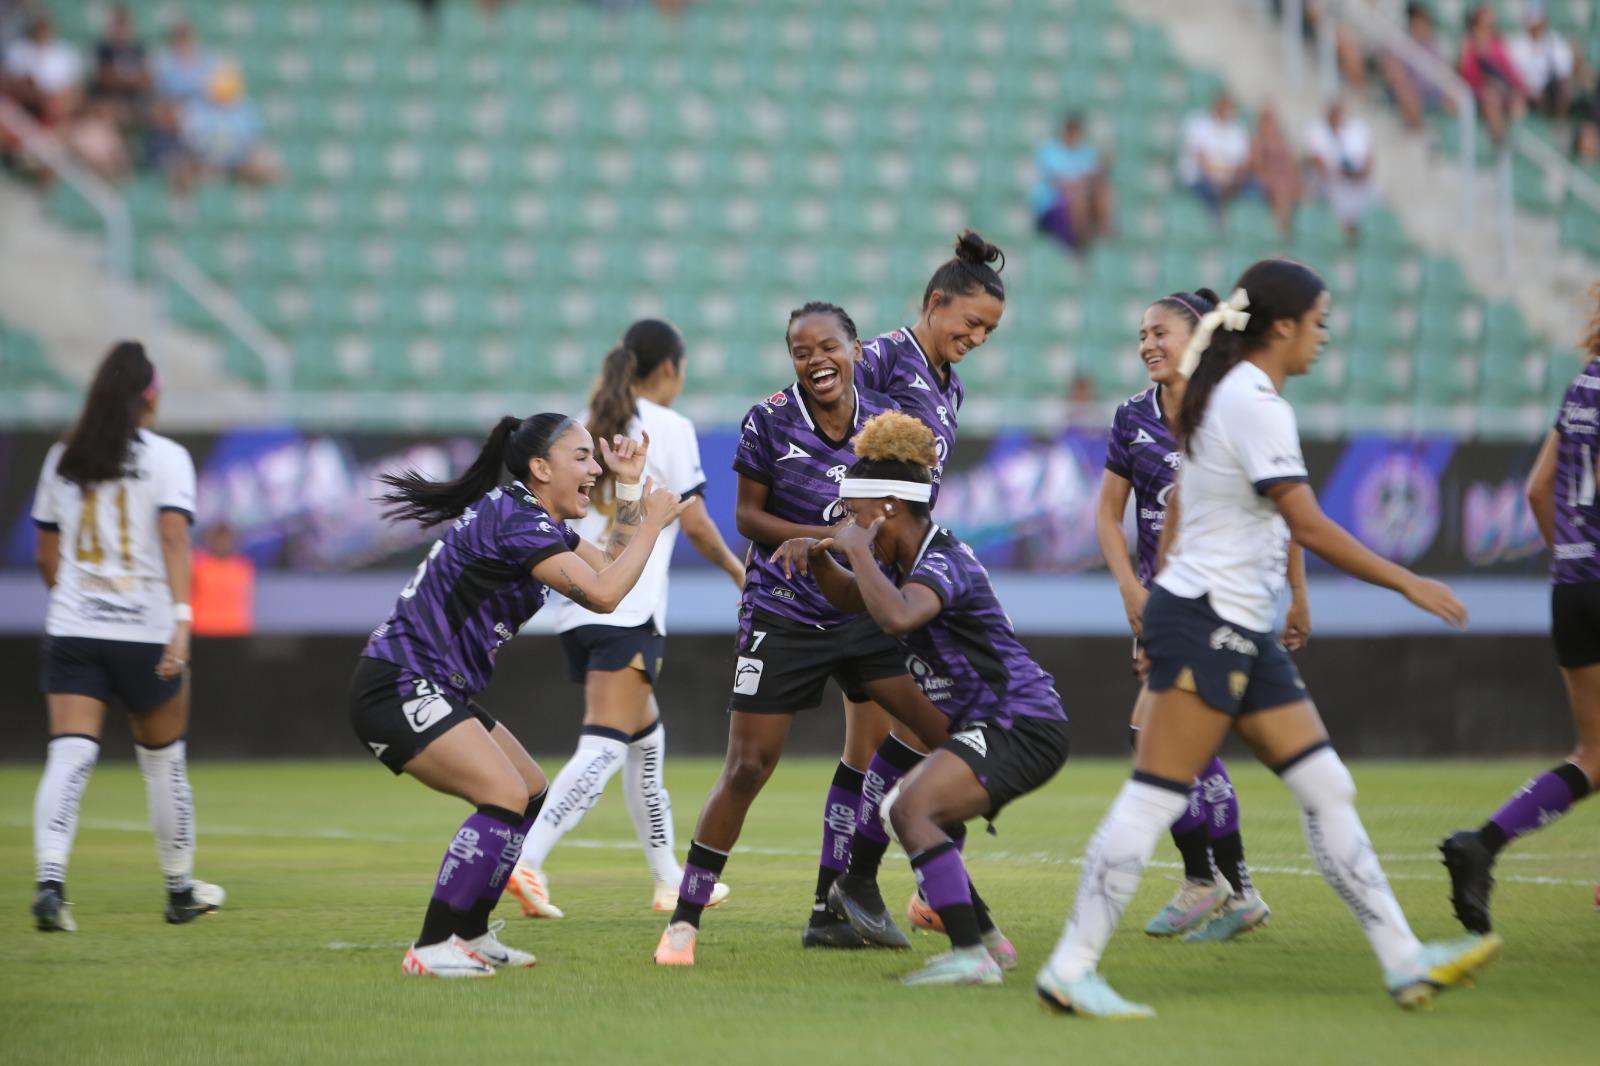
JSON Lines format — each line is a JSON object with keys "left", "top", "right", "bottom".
{"left": 767, "top": 391, "right": 788, "bottom": 407}
{"left": 888, "top": 330, "right": 906, "bottom": 342}
{"left": 1164, "top": 451, "right": 1182, "bottom": 470}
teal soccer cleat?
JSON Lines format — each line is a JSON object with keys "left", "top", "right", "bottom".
{"left": 1035, "top": 967, "right": 1156, "bottom": 1019}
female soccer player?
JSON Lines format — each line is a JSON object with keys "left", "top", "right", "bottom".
{"left": 505, "top": 320, "right": 743, "bottom": 920}
{"left": 1036, "top": 258, "right": 1499, "bottom": 1018}
{"left": 30, "top": 341, "right": 223, "bottom": 931}
{"left": 1098, "top": 287, "right": 1300, "bottom": 941}
{"left": 357, "top": 414, "right": 685, "bottom": 977}
{"left": 652, "top": 303, "right": 951, "bottom": 967}
{"left": 779, "top": 412, "right": 1070, "bottom": 986}
{"left": 1440, "top": 287, "right": 1600, "bottom": 933}
{"left": 812, "top": 231, "right": 1009, "bottom": 947}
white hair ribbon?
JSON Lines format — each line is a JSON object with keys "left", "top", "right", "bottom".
{"left": 1176, "top": 288, "right": 1252, "bottom": 377}
{"left": 839, "top": 478, "right": 934, "bottom": 503}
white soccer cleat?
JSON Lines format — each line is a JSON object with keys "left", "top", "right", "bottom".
{"left": 401, "top": 935, "right": 496, "bottom": 978}
{"left": 461, "top": 920, "right": 536, "bottom": 969}
{"left": 652, "top": 880, "right": 730, "bottom": 913}
{"left": 505, "top": 864, "right": 564, "bottom": 919}
{"left": 192, "top": 880, "right": 226, "bottom": 909}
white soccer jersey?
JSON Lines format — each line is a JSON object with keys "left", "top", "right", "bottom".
{"left": 31, "top": 429, "right": 197, "bottom": 643}
{"left": 553, "top": 398, "right": 707, "bottom": 635}
{"left": 1156, "top": 361, "right": 1308, "bottom": 633}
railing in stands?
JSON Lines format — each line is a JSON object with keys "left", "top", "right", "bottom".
{"left": 154, "top": 243, "right": 293, "bottom": 398}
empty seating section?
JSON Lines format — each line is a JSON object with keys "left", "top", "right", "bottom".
{"left": 40, "top": 0, "right": 1576, "bottom": 434}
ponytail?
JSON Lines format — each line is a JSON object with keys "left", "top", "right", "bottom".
{"left": 377, "top": 412, "right": 574, "bottom": 526}
{"left": 58, "top": 340, "right": 157, "bottom": 487}
{"left": 586, "top": 319, "right": 686, "bottom": 500}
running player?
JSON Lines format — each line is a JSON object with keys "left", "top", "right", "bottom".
{"left": 505, "top": 320, "right": 743, "bottom": 920}
{"left": 1440, "top": 285, "right": 1600, "bottom": 933}
{"left": 814, "top": 231, "right": 1008, "bottom": 948}
{"left": 356, "top": 414, "right": 685, "bottom": 976}
{"left": 29, "top": 341, "right": 223, "bottom": 931}
{"left": 778, "top": 411, "right": 1069, "bottom": 986}
{"left": 1098, "top": 287, "right": 1294, "bottom": 941}
{"left": 1035, "top": 259, "right": 1499, "bottom": 1018}
{"left": 652, "top": 303, "right": 951, "bottom": 966}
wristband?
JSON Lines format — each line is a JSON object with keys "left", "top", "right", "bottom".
{"left": 172, "top": 603, "right": 193, "bottom": 623}
{"left": 615, "top": 480, "right": 643, "bottom": 502}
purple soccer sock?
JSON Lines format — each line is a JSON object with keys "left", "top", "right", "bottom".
{"left": 847, "top": 736, "right": 924, "bottom": 879}
{"left": 419, "top": 805, "right": 522, "bottom": 945}
{"left": 815, "top": 762, "right": 864, "bottom": 903}
{"left": 1484, "top": 764, "right": 1593, "bottom": 854}
{"left": 670, "top": 840, "right": 728, "bottom": 928}
{"left": 1200, "top": 758, "right": 1252, "bottom": 894}
{"left": 911, "top": 841, "right": 980, "bottom": 948}
{"left": 1169, "top": 780, "right": 1212, "bottom": 882}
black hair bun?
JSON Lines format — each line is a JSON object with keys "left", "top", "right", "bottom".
{"left": 954, "top": 229, "right": 1004, "bottom": 271}
{"left": 1194, "top": 287, "right": 1221, "bottom": 305}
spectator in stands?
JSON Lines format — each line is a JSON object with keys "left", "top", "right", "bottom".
{"left": 1246, "top": 105, "right": 1302, "bottom": 238}
{"left": 3, "top": 14, "right": 83, "bottom": 128}
{"left": 180, "top": 65, "right": 282, "bottom": 187}
{"left": 192, "top": 523, "right": 255, "bottom": 638}
{"left": 91, "top": 5, "right": 149, "bottom": 115}
{"left": 1380, "top": 3, "right": 1456, "bottom": 132}
{"left": 153, "top": 20, "right": 215, "bottom": 107}
{"left": 1574, "top": 119, "right": 1600, "bottom": 171}
{"left": 1507, "top": 3, "right": 1574, "bottom": 119}
{"left": 1304, "top": 101, "right": 1379, "bottom": 239}
{"left": 1031, "top": 114, "right": 1115, "bottom": 254}
{"left": 1179, "top": 91, "right": 1252, "bottom": 220}
{"left": 1457, "top": 4, "right": 1528, "bottom": 146}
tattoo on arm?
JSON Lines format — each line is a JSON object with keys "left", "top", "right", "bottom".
{"left": 606, "top": 496, "right": 642, "bottom": 561}
{"left": 559, "top": 567, "right": 593, "bottom": 609}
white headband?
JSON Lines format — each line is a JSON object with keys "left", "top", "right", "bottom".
{"left": 1176, "top": 288, "right": 1252, "bottom": 377}
{"left": 839, "top": 478, "right": 933, "bottom": 503}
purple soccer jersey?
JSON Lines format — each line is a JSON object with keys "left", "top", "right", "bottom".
{"left": 364, "top": 482, "right": 579, "bottom": 695}
{"left": 1105, "top": 385, "right": 1183, "bottom": 589}
{"left": 857, "top": 328, "right": 963, "bottom": 506}
{"left": 734, "top": 383, "right": 896, "bottom": 629}
{"left": 899, "top": 526, "right": 1067, "bottom": 731}
{"left": 1551, "top": 359, "right": 1600, "bottom": 585}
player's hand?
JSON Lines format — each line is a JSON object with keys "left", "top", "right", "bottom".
{"left": 641, "top": 479, "right": 684, "bottom": 527}
{"left": 1402, "top": 575, "right": 1468, "bottom": 629}
{"left": 831, "top": 517, "right": 883, "bottom": 559}
{"left": 1283, "top": 594, "right": 1312, "bottom": 652}
{"left": 1133, "top": 645, "right": 1151, "bottom": 683}
{"left": 156, "top": 625, "right": 190, "bottom": 680}
{"left": 770, "top": 537, "right": 830, "bottom": 578}
{"left": 598, "top": 430, "right": 650, "bottom": 485}
{"left": 1119, "top": 582, "right": 1149, "bottom": 638}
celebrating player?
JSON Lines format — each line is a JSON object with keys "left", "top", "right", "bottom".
{"left": 1036, "top": 259, "right": 1499, "bottom": 1018}
{"left": 779, "top": 411, "right": 1069, "bottom": 985}
{"left": 1440, "top": 285, "right": 1600, "bottom": 932}
{"left": 812, "top": 230, "right": 1009, "bottom": 949}
{"left": 357, "top": 413, "right": 685, "bottom": 977}
{"left": 505, "top": 320, "right": 744, "bottom": 920}
{"left": 29, "top": 340, "right": 223, "bottom": 931}
{"left": 653, "top": 303, "right": 951, "bottom": 967}
{"left": 1098, "top": 287, "right": 1293, "bottom": 941}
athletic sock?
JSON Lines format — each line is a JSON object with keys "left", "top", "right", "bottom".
{"left": 1278, "top": 746, "right": 1421, "bottom": 973}
{"left": 671, "top": 840, "right": 728, "bottom": 929}
{"left": 1046, "top": 775, "right": 1190, "bottom": 982}
{"left": 34, "top": 735, "right": 99, "bottom": 889}
{"left": 1477, "top": 762, "right": 1592, "bottom": 857}
{"left": 418, "top": 804, "right": 522, "bottom": 947}
{"left": 815, "top": 761, "right": 865, "bottom": 905}
{"left": 623, "top": 721, "right": 681, "bottom": 885}
{"left": 461, "top": 788, "right": 545, "bottom": 938}
{"left": 911, "top": 840, "right": 981, "bottom": 949}
{"left": 135, "top": 739, "right": 196, "bottom": 895}
{"left": 847, "top": 735, "right": 924, "bottom": 880}
{"left": 1200, "top": 757, "right": 1252, "bottom": 894}
{"left": 516, "top": 727, "right": 627, "bottom": 870}
{"left": 1169, "top": 781, "right": 1213, "bottom": 882}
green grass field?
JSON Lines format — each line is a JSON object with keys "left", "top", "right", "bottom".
{"left": 2, "top": 756, "right": 1594, "bottom": 1065}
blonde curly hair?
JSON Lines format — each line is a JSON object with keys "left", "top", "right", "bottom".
{"left": 852, "top": 411, "right": 938, "bottom": 469}
{"left": 1585, "top": 282, "right": 1600, "bottom": 361}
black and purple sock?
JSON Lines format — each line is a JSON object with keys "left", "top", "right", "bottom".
{"left": 815, "top": 761, "right": 864, "bottom": 905}
{"left": 911, "top": 840, "right": 981, "bottom": 949}
{"left": 417, "top": 804, "right": 522, "bottom": 947}
{"left": 1170, "top": 779, "right": 1213, "bottom": 882}
{"left": 1200, "top": 758, "right": 1251, "bottom": 894}
{"left": 1478, "top": 762, "right": 1593, "bottom": 857}
{"left": 847, "top": 735, "right": 924, "bottom": 880}
{"left": 671, "top": 840, "right": 728, "bottom": 929}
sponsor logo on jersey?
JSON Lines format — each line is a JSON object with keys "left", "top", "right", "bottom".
{"left": 767, "top": 391, "right": 788, "bottom": 407}
{"left": 1209, "top": 626, "right": 1259, "bottom": 657}
{"left": 401, "top": 679, "right": 453, "bottom": 733}
{"left": 905, "top": 653, "right": 955, "bottom": 700}
{"left": 823, "top": 499, "right": 847, "bottom": 522}
{"left": 368, "top": 742, "right": 389, "bottom": 759}
{"left": 744, "top": 417, "right": 759, "bottom": 437}
{"left": 1132, "top": 428, "right": 1157, "bottom": 446}
{"left": 1156, "top": 483, "right": 1176, "bottom": 507}
{"left": 950, "top": 726, "right": 987, "bottom": 757}
{"left": 778, "top": 442, "right": 810, "bottom": 462}
{"left": 733, "top": 656, "right": 764, "bottom": 695}
{"left": 826, "top": 464, "right": 847, "bottom": 482}
{"left": 1561, "top": 403, "right": 1599, "bottom": 435}
{"left": 1555, "top": 542, "right": 1596, "bottom": 560}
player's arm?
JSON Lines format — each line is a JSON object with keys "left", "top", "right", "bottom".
{"left": 1283, "top": 540, "right": 1312, "bottom": 651}
{"left": 1095, "top": 469, "right": 1145, "bottom": 636}
{"left": 550, "top": 485, "right": 684, "bottom": 614}
{"left": 834, "top": 518, "right": 941, "bottom": 637}
{"left": 734, "top": 474, "right": 835, "bottom": 545}
{"left": 34, "top": 528, "right": 60, "bottom": 588}
{"left": 1525, "top": 429, "right": 1558, "bottom": 550}
{"left": 680, "top": 495, "right": 745, "bottom": 587}
{"left": 770, "top": 536, "right": 867, "bottom": 613}
{"left": 156, "top": 510, "right": 193, "bottom": 679}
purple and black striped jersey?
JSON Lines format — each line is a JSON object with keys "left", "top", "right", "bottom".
{"left": 1105, "top": 385, "right": 1183, "bottom": 589}
{"left": 900, "top": 526, "right": 1067, "bottom": 731}
{"left": 857, "top": 328, "right": 963, "bottom": 506}
{"left": 364, "top": 482, "right": 579, "bottom": 695}
{"left": 734, "top": 384, "right": 895, "bottom": 629}
{"left": 1551, "top": 358, "right": 1600, "bottom": 585}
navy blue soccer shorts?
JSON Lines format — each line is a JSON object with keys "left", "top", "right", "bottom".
{"left": 41, "top": 635, "right": 182, "bottom": 714}
{"left": 1142, "top": 587, "right": 1307, "bottom": 716}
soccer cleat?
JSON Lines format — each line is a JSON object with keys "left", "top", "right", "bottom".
{"left": 802, "top": 909, "right": 867, "bottom": 948}
{"left": 653, "top": 879, "right": 730, "bottom": 913}
{"left": 505, "top": 864, "right": 564, "bottom": 920}
{"left": 1440, "top": 831, "right": 1495, "bottom": 934}
{"left": 982, "top": 929, "right": 1018, "bottom": 970}
{"left": 654, "top": 920, "right": 697, "bottom": 966}
{"left": 901, "top": 947, "right": 1003, "bottom": 986}
{"left": 402, "top": 935, "right": 496, "bottom": 978}
{"left": 192, "top": 880, "right": 226, "bottom": 910}
{"left": 907, "top": 889, "right": 944, "bottom": 933}
{"left": 461, "top": 920, "right": 536, "bottom": 969}
{"left": 1385, "top": 934, "right": 1501, "bottom": 1010}
{"left": 827, "top": 873, "right": 911, "bottom": 949}
{"left": 32, "top": 886, "right": 76, "bottom": 932}
{"left": 1182, "top": 890, "right": 1271, "bottom": 942}
{"left": 165, "top": 883, "right": 220, "bottom": 925}
{"left": 1143, "top": 876, "right": 1230, "bottom": 937}
{"left": 1035, "top": 967, "right": 1156, "bottom": 1020}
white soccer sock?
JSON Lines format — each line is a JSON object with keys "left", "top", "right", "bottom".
{"left": 624, "top": 721, "right": 681, "bottom": 885}
{"left": 517, "top": 731, "right": 628, "bottom": 870}
{"left": 34, "top": 735, "right": 100, "bottom": 886}
{"left": 135, "top": 740, "right": 196, "bottom": 895}
{"left": 1046, "top": 778, "right": 1190, "bottom": 982}
{"left": 1280, "top": 747, "right": 1421, "bottom": 973}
